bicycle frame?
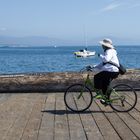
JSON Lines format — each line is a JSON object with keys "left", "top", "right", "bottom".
{"left": 84, "top": 73, "right": 94, "bottom": 89}
{"left": 110, "top": 89, "right": 125, "bottom": 102}
{"left": 80, "top": 71, "right": 124, "bottom": 103}
{"left": 83, "top": 72, "right": 103, "bottom": 94}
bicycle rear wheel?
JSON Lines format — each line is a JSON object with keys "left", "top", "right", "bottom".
{"left": 109, "top": 84, "right": 137, "bottom": 112}
{"left": 64, "top": 84, "right": 93, "bottom": 112}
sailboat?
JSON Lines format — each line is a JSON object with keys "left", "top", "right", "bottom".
{"left": 74, "top": 48, "right": 95, "bottom": 57}
{"left": 74, "top": 26, "right": 96, "bottom": 57}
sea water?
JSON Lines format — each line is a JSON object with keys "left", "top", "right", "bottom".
{"left": 0, "top": 46, "right": 139, "bottom": 74}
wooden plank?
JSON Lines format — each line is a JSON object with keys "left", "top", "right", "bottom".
{"left": 21, "top": 94, "right": 45, "bottom": 140}
{"left": 0, "top": 91, "right": 139, "bottom": 140}
{"left": 38, "top": 94, "right": 56, "bottom": 140}
{"left": 109, "top": 90, "right": 140, "bottom": 139}
{"left": 128, "top": 108, "right": 140, "bottom": 124}
{"left": 117, "top": 111, "right": 140, "bottom": 139}
{"left": 0, "top": 94, "right": 12, "bottom": 105}
{"left": 90, "top": 100, "right": 121, "bottom": 140}
{"left": 131, "top": 92, "right": 140, "bottom": 112}
{"left": 123, "top": 92, "right": 140, "bottom": 124}
{"left": 78, "top": 108, "right": 104, "bottom": 140}
{"left": 96, "top": 100, "right": 138, "bottom": 140}
{"left": 2, "top": 94, "right": 41, "bottom": 140}
{"left": 67, "top": 113, "right": 88, "bottom": 140}
{"left": 72, "top": 93, "right": 104, "bottom": 140}
{"left": 66, "top": 93, "right": 87, "bottom": 140}
{"left": 0, "top": 94, "right": 31, "bottom": 139}
{"left": 54, "top": 93, "right": 70, "bottom": 140}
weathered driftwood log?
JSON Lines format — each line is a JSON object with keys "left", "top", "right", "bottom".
{"left": 0, "top": 69, "right": 139, "bottom": 92}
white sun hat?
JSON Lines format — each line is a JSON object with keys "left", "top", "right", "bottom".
{"left": 99, "top": 38, "right": 114, "bottom": 49}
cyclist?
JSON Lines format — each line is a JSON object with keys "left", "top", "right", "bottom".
{"left": 91, "top": 38, "right": 120, "bottom": 98}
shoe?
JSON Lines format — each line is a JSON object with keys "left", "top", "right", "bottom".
{"left": 100, "top": 99, "right": 109, "bottom": 106}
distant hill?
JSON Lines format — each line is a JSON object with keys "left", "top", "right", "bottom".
{"left": 0, "top": 35, "right": 139, "bottom": 46}
{"left": 0, "top": 36, "right": 66, "bottom": 46}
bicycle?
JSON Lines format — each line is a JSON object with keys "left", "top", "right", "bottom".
{"left": 64, "top": 66, "right": 137, "bottom": 113}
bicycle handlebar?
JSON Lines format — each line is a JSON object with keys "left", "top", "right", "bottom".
{"left": 80, "top": 65, "right": 94, "bottom": 73}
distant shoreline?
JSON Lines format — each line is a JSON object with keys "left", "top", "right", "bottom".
{"left": 0, "top": 45, "right": 140, "bottom": 48}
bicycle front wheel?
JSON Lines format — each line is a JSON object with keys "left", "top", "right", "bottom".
{"left": 109, "top": 84, "right": 137, "bottom": 112}
{"left": 64, "top": 84, "right": 93, "bottom": 112}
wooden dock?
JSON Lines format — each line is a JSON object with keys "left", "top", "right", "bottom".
{"left": 0, "top": 92, "right": 140, "bottom": 140}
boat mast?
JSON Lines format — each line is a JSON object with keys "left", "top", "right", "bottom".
{"left": 84, "top": 25, "right": 88, "bottom": 48}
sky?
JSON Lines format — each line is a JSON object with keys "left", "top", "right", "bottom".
{"left": 0, "top": 0, "right": 140, "bottom": 45}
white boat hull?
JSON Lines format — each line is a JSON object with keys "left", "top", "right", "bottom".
{"left": 74, "top": 51, "right": 96, "bottom": 57}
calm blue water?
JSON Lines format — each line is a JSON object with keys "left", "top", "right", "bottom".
{"left": 0, "top": 46, "right": 140, "bottom": 74}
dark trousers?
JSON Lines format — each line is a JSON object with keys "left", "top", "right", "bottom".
{"left": 94, "top": 71, "right": 119, "bottom": 95}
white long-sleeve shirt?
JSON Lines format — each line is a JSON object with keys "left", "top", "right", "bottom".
{"left": 94, "top": 48, "right": 119, "bottom": 72}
